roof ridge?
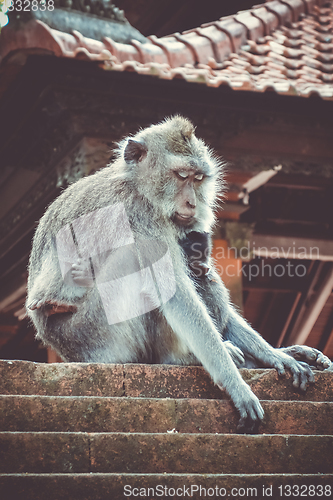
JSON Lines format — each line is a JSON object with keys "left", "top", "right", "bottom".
{"left": 0, "top": 0, "right": 332, "bottom": 100}
{"left": 169, "top": 0, "right": 326, "bottom": 63}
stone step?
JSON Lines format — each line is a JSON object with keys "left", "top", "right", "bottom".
{"left": 0, "top": 432, "right": 332, "bottom": 474}
{"left": 1, "top": 473, "right": 332, "bottom": 500}
{"left": 1, "top": 395, "right": 333, "bottom": 435}
{"left": 1, "top": 360, "right": 332, "bottom": 401}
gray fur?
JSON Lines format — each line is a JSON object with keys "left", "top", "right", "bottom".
{"left": 26, "top": 116, "right": 331, "bottom": 433}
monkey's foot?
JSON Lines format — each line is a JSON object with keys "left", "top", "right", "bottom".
{"left": 27, "top": 299, "right": 77, "bottom": 316}
{"left": 281, "top": 345, "right": 331, "bottom": 371}
{"left": 71, "top": 258, "right": 94, "bottom": 287}
{"left": 271, "top": 350, "right": 315, "bottom": 392}
{"left": 224, "top": 341, "right": 245, "bottom": 368}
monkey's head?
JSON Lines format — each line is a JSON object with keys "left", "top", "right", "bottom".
{"left": 120, "top": 116, "right": 224, "bottom": 234}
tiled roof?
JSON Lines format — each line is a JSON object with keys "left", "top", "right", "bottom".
{"left": 1, "top": 0, "right": 333, "bottom": 99}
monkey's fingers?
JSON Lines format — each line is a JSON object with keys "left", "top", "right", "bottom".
{"left": 71, "top": 262, "right": 94, "bottom": 287}
{"left": 236, "top": 407, "right": 264, "bottom": 434}
{"left": 27, "top": 299, "right": 44, "bottom": 310}
{"left": 72, "top": 258, "right": 83, "bottom": 267}
{"left": 311, "top": 350, "right": 331, "bottom": 370}
{"left": 237, "top": 416, "right": 261, "bottom": 434}
{"left": 281, "top": 345, "right": 331, "bottom": 370}
{"left": 72, "top": 267, "right": 88, "bottom": 276}
{"left": 235, "top": 393, "right": 264, "bottom": 434}
{"left": 72, "top": 269, "right": 85, "bottom": 277}
{"left": 71, "top": 259, "right": 91, "bottom": 272}
{"left": 294, "top": 362, "right": 315, "bottom": 391}
{"left": 274, "top": 362, "right": 286, "bottom": 377}
{"left": 275, "top": 351, "right": 315, "bottom": 390}
{"left": 72, "top": 264, "right": 85, "bottom": 271}
{"left": 286, "top": 360, "right": 315, "bottom": 391}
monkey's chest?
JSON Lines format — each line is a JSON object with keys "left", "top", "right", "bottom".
{"left": 179, "top": 231, "right": 211, "bottom": 280}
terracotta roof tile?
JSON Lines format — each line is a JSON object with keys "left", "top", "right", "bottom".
{"left": 264, "top": 0, "right": 294, "bottom": 24}
{"left": 235, "top": 11, "right": 266, "bottom": 40}
{"left": 150, "top": 35, "right": 195, "bottom": 66}
{"left": 190, "top": 27, "right": 233, "bottom": 63}
{"left": 1, "top": 0, "right": 333, "bottom": 99}
{"left": 216, "top": 17, "right": 247, "bottom": 52}
{"left": 250, "top": 6, "right": 280, "bottom": 35}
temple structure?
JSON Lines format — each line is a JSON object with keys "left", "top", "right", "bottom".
{"left": 0, "top": 0, "right": 332, "bottom": 361}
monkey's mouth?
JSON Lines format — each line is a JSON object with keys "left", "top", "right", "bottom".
{"left": 174, "top": 212, "right": 195, "bottom": 225}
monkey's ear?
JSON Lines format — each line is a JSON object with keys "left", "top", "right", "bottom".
{"left": 124, "top": 139, "right": 147, "bottom": 164}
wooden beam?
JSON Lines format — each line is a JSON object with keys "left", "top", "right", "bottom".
{"left": 258, "top": 292, "right": 276, "bottom": 334}
{"left": 276, "top": 292, "right": 301, "bottom": 347}
{"left": 238, "top": 167, "right": 281, "bottom": 204}
{"left": 250, "top": 235, "right": 333, "bottom": 262}
{"left": 322, "top": 329, "right": 333, "bottom": 357}
{"left": 318, "top": 307, "right": 333, "bottom": 355}
{"left": 289, "top": 264, "right": 333, "bottom": 346}
{"left": 280, "top": 261, "right": 322, "bottom": 346}
{"left": 0, "top": 283, "right": 26, "bottom": 312}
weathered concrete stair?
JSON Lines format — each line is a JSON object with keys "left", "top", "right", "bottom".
{"left": 0, "top": 360, "right": 332, "bottom": 499}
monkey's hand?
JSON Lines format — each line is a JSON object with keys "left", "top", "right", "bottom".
{"left": 270, "top": 350, "right": 315, "bottom": 391}
{"left": 224, "top": 341, "right": 245, "bottom": 368}
{"left": 279, "top": 345, "right": 331, "bottom": 371}
{"left": 219, "top": 382, "right": 264, "bottom": 434}
{"left": 71, "top": 258, "right": 94, "bottom": 287}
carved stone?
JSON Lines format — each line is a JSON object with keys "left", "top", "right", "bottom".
{"left": 34, "top": 7, "right": 147, "bottom": 44}
{"left": 7, "top": 2, "right": 147, "bottom": 44}
{"left": 56, "top": 137, "right": 113, "bottom": 186}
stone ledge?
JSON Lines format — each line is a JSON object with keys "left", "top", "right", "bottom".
{"left": 1, "top": 360, "right": 333, "bottom": 401}
{"left": 1, "top": 473, "right": 332, "bottom": 500}
{"left": 1, "top": 396, "right": 332, "bottom": 435}
{"left": 0, "top": 432, "right": 332, "bottom": 474}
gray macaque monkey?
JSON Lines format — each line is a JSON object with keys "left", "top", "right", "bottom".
{"left": 26, "top": 116, "right": 331, "bottom": 433}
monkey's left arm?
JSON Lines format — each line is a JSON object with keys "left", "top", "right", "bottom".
{"left": 223, "top": 307, "right": 316, "bottom": 390}
{"left": 204, "top": 269, "right": 331, "bottom": 384}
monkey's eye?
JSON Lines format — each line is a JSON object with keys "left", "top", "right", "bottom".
{"left": 174, "top": 171, "right": 189, "bottom": 180}
{"left": 194, "top": 173, "right": 204, "bottom": 181}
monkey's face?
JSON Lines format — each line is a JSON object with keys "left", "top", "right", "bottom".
{"left": 171, "top": 168, "right": 204, "bottom": 227}
{"left": 121, "top": 116, "right": 224, "bottom": 233}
